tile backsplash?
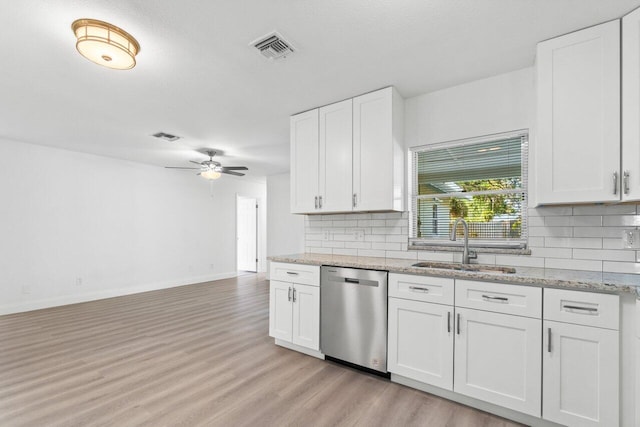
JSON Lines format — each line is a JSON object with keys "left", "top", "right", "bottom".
{"left": 304, "top": 204, "right": 640, "bottom": 274}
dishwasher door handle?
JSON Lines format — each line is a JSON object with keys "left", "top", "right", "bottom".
{"left": 327, "top": 276, "right": 380, "bottom": 287}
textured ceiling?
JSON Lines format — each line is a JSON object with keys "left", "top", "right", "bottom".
{"left": 1, "top": 0, "right": 639, "bottom": 178}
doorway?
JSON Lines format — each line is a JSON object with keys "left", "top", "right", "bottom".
{"left": 237, "top": 195, "right": 258, "bottom": 273}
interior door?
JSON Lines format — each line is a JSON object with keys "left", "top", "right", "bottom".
{"left": 237, "top": 196, "right": 257, "bottom": 272}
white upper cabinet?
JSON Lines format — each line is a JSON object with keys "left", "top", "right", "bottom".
{"left": 353, "top": 87, "right": 405, "bottom": 212}
{"left": 536, "top": 20, "right": 621, "bottom": 204}
{"left": 289, "top": 87, "right": 404, "bottom": 214}
{"left": 319, "top": 99, "right": 353, "bottom": 212}
{"left": 290, "top": 110, "right": 319, "bottom": 213}
{"left": 623, "top": 7, "right": 640, "bottom": 201}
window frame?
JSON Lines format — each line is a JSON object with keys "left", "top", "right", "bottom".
{"left": 409, "top": 130, "right": 529, "bottom": 250}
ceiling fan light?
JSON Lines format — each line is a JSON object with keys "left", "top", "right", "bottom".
{"left": 201, "top": 170, "right": 221, "bottom": 180}
{"left": 71, "top": 19, "right": 140, "bottom": 70}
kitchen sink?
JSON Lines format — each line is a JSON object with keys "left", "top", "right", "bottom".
{"left": 411, "top": 261, "right": 516, "bottom": 274}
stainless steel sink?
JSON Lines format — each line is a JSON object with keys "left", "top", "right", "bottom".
{"left": 411, "top": 261, "right": 516, "bottom": 274}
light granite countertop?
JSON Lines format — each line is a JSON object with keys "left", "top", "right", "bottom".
{"left": 268, "top": 253, "right": 640, "bottom": 297}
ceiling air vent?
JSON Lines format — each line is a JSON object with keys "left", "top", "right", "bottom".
{"left": 250, "top": 31, "right": 295, "bottom": 60}
{"left": 152, "top": 132, "right": 181, "bottom": 142}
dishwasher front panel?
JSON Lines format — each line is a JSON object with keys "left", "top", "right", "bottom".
{"left": 320, "top": 266, "right": 388, "bottom": 372}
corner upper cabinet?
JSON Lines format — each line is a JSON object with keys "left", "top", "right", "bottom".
{"left": 290, "top": 87, "right": 404, "bottom": 214}
{"left": 623, "top": 7, "right": 640, "bottom": 201}
{"left": 290, "top": 109, "right": 319, "bottom": 213}
{"left": 536, "top": 20, "right": 621, "bottom": 204}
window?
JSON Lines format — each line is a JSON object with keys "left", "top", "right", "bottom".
{"left": 410, "top": 130, "right": 528, "bottom": 249}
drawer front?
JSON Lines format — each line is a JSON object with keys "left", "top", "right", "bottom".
{"left": 389, "top": 273, "right": 454, "bottom": 305}
{"left": 544, "top": 288, "right": 619, "bottom": 330}
{"left": 455, "top": 280, "right": 542, "bottom": 318}
{"left": 270, "top": 262, "right": 320, "bottom": 286}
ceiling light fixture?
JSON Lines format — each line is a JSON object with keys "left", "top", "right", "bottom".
{"left": 71, "top": 19, "right": 140, "bottom": 70}
{"left": 201, "top": 169, "right": 221, "bottom": 180}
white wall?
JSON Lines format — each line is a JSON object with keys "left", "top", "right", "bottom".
{"left": 404, "top": 67, "right": 535, "bottom": 148}
{"left": 266, "top": 173, "right": 305, "bottom": 257}
{"left": 0, "top": 138, "right": 266, "bottom": 315}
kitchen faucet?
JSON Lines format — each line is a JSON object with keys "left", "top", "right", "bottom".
{"left": 450, "top": 217, "right": 477, "bottom": 264}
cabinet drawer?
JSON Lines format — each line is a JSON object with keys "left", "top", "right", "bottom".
{"left": 270, "top": 262, "right": 320, "bottom": 286}
{"left": 544, "top": 288, "right": 619, "bottom": 330}
{"left": 389, "top": 273, "right": 454, "bottom": 305}
{"left": 455, "top": 280, "right": 542, "bottom": 318}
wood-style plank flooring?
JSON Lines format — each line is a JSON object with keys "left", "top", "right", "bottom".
{"left": 0, "top": 274, "right": 523, "bottom": 426}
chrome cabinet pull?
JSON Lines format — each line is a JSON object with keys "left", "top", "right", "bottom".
{"left": 292, "top": 288, "right": 297, "bottom": 302}
{"left": 352, "top": 193, "right": 358, "bottom": 208}
{"left": 562, "top": 304, "right": 598, "bottom": 313}
{"left": 286, "top": 271, "right": 299, "bottom": 276}
{"left": 547, "top": 328, "right": 552, "bottom": 353}
{"left": 456, "top": 313, "right": 461, "bottom": 335}
{"left": 315, "top": 196, "right": 318, "bottom": 209}
{"left": 624, "top": 170, "right": 630, "bottom": 195}
{"left": 447, "top": 312, "right": 451, "bottom": 333}
{"left": 409, "top": 286, "right": 429, "bottom": 293}
{"left": 319, "top": 196, "right": 323, "bottom": 209}
{"left": 482, "top": 294, "right": 509, "bottom": 303}
{"left": 613, "top": 171, "right": 618, "bottom": 195}
{"left": 288, "top": 287, "right": 292, "bottom": 302}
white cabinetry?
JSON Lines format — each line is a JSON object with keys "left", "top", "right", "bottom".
{"left": 536, "top": 20, "right": 621, "bottom": 204}
{"left": 268, "top": 262, "right": 320, "bottom": 351}
{"left": 454, "top": 281, "right": 542, "bottom": 417}
{"left": 623, "top": 7, "right": 640, "bottom": 201}
{"left": 542, "top": 289, "right": 620, "bottom": 426}
{"left": 289, "top": 87, "right": 404, "bottom": 214}
{"left": 388, "top": 274, "right": 454, "bottom": 390}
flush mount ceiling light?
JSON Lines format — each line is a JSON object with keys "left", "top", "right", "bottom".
{"left": 71, "top": 19, "right": 140, "bottom": 70}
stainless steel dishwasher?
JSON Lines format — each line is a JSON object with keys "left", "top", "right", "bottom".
{"left": 320, "top": 266, "right": 388, "bottom": 373}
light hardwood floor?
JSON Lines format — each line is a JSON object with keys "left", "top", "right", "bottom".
{"left": 0, "top": 274, "right": 523, "bottom": 427}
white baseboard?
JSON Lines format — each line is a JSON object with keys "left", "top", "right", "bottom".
{"left": 0, "top": 271, "right": 238, "bottom": 316}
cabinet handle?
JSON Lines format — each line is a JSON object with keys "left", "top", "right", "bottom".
{"left": 353, "top": 193, "right": 358, "bottom": 208}
{"left": 292, "top": 288, "right": 297, "bottom": 303}
{"left": 319, "top": 196, "right": 323, "bottom": 209}
{"left": 409, "top": 286, "right": 429, "bottom": 293}
{"left": 481, "top": 294, "right": 509, "bottom": 303}
{"left": 547, "top": 327, "right": 552, "bottom": 353}
{"left": 624, "top": 170, "right": 630, "bottom": 195}
{"left": 286, "top": 271, "right": 299, "bottom": 276}
{"left": 288, "top": 287, "right": 292, "bottom": 302}
{"left": 613, "top": 171, "right": 618, "bottom": 195}
{"left": 447, "top": 311, "right": 451, "bottom": 333}
{"left": 562, "top": 304, "right": 598, "bottom": 313}
{"left": 456, "top": 313, "right": 461, "bottom": 335}
{"left": 315, "top": 196, "right": 318, "bottom": 209}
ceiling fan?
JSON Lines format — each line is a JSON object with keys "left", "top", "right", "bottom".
{"left": 165, "top": 150, "right": 248, "bottom": 179}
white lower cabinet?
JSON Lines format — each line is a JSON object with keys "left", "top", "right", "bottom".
{"left": 388, "top": 297, "right": 454, "bottom": 390}
{"left": 542, "top": 289, "right": 620, "bottom": 427}
{"left": 269, "top": 279, "right": 320, "bottom": 351}
{"left": 454, "top": 307, "right": 542, "bottom": 417}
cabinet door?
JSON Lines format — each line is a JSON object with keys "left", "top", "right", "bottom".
{"left": 388, "top": 298, "right": 453, "bottom": 390}
{"left": 319, "top": 99, "right": 353, "bottom": 212}
{"left": 536, "top": 20, "right": 621, "bottom": 204}
{"left": 623, "top": 7, "right": 640, "bottom": 201}
{"left": 292, "top": 283, "right": 320, "bottom": 350}
{"left": 454, "top": 308, "right": 541, "bottom": 417}
{"left": 290, "top": 109, "right": 319, "bottom": 213}
{"left": 543, "top": 320, "right": 619, "bottom": 427}
{"left": 353, "top": 87, "right": 395, "bottom": 211}
{"left": 269, "top": 280, "right": 293, "bottom": 342}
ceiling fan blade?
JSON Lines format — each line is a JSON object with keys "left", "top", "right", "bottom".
{"left": 220, "top": 170, "right": 245, "bottom": 176}
{"left": 220, "top": 166, "right": 248, "bottom": 171}
{"left": 165, "top": 167, "right": 201, "bottom": 170}
{"left": 189, "top": 160, "right": 203, "bottom": 166}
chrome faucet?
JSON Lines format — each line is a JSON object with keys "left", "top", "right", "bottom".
{"left": 450, "top": 218, "right": 477, "bottom": 264}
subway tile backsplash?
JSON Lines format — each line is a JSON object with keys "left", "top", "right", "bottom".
{"left": 304, "top": 205, "right": 640, "bottom": 273}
